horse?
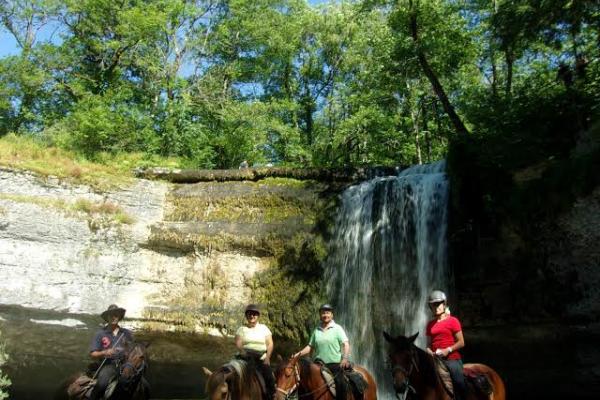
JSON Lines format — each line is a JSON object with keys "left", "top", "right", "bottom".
{"left": 383, "top": 332, "right": 506, "bottom": 400}
{"left": 274, "top": 355, "right": 377, "bottom": 400}
{"left": 54, "top": 341, "right": 150, "bottom": 400}
{"left": 202, "top": 359, "right": 265, "bottom": 400}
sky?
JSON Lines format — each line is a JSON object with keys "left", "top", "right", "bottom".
{"left": 0, "top": 0, "right": 334, "bottom": 58}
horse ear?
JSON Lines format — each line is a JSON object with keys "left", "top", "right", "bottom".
{"left": 383, "top": 331, "right": 394, "bottom": 343}
{"left": 202, "top": 367, "right": 213, "bottom": 377}
{"left": 408, "top": 332, "right": 419, "bottom": 343}
{"left": 276, "top": 354, "right": 283, "bottom": 362}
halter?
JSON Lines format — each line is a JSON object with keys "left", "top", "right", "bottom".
{"left": 390, "top": 349, "right": 418, "bottom": 400}
{"left": 276, "top": 361, "right": 339, "bottom": 399}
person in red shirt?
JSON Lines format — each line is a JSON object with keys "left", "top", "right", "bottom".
{"left": 425, "top": 290, "right": 466, "bottom": 400}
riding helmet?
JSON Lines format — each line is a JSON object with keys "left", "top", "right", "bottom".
{"left": 245, "top": 304, "right": 261, "bottom": 315}
{"left": 428, "top": 290, "right": 447, "bottom": 303}
{"left": 319, "top": 303, "right": 334, "bottom": 312}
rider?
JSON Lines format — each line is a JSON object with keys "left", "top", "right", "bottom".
{"left": 426, "top": 290, "right": 466, "bottom": 400}
{"left": 89, "top": 304, "right": 134, "bottom": 400}
{"left": 292, "top": 304, "right": 351, "bottom": 399}
{"left": 235, "top": 304, "right": 275, "bottom": 400}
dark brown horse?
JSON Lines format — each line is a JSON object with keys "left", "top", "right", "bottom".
{"left": 202, "top": 359, "right": 264, "bottom": 400}
{"left": 384, "top": 332, "right": 505, "bottom": 400}
{"left": 55, "top": 342, "right": 150, "bottom": 400}
{"left": 274, "top": 355, "right": 377, "bottom": 400}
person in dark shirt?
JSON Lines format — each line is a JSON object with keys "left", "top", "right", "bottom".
{"left": 88, "top": 304, "right": 134, "bottom": 400}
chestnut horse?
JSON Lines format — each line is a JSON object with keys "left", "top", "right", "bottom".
{"left": 274, "top": 355, "right": 377, "bottom": 400}
{"left": 383, "top": 332, "right": 505, "bottom": 400}
{"left": 55, "top": 342, "right": 150, "bottom": 400}
{"left": 202, "top": 359, "right": 264, "bottom": 400}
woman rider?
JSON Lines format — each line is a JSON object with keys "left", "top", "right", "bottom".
{"left": 235, "top": 304, "right": 275, "bottom": 399}
{"left": 426, "top": 290, "right": 466, "bottom": 400}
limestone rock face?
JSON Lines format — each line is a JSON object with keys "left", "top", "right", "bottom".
{"left": 0, "top": 169, "right": 322, "bottom": 333}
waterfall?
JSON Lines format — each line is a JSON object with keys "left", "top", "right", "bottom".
{"left": 325, "top": 161, "right": 449, "bottom": 398}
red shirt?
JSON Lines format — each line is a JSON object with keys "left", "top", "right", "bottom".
{"left": 426, "top": 316, "right": 462, "bottom": 360}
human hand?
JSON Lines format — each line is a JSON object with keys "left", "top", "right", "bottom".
{"left": 263, "top": 357, "right": 271, "bottom": 366}
{"left": 340, "top": 358, "right": 350, "bottom": 369}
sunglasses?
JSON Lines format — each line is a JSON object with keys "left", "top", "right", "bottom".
{"left": 245, "top": 312, "right": 259, "bottom": 317}
{"left": 429, "top": 301, "right": 444, "bottom": 307}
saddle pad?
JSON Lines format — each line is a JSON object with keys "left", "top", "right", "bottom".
{"left": 320, "top": 367, "right": 336, "bottom": 397}
{"left": 433, "top": 357, "right": 454, "bottom": 397}
{"left": 464, "top": 368, "right": 493, "bottom": 396}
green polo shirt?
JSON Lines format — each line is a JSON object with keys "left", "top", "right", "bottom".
{"left": 308, "top": 321, "right": 349, "bottom": 364}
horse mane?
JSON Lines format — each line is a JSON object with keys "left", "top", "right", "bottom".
{"left": 298, "top": 357, "right": 313, "bottom": 380}
{"left": 206, "top": 359, "right": 249, "bottom": 399}
{"left": 412, "top": 344, "right": 442, "bottom": 386}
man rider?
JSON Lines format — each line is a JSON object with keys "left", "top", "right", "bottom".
{"left": 293, "top": 304, "right": 351, "bottom": 399}
{"left": 89, "top": 304, "right": 134, "bottom": 400}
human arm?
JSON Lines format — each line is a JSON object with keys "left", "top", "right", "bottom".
{"left": 90, "top": 348, "right": 117, "bottom": 360}
{"left": 440, "top": 330, "right": 465, "bottom": 357}
{"left": 292, "top": 345, "right": 312, "bottom": 359}
{"left": 340, "top": 341, "right": 351, "bottom": 368}
{"left": 264, "top": 334, "right": 274, "bottom": 365}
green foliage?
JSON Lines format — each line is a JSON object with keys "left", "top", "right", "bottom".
{"left": 0, "top": 329, "right": 11, "bottom": 399}
{"left": 0, "top": 0, "right": 598, "bottom": 170}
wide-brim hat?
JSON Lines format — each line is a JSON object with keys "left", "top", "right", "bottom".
{"left": 101, "top": 304, "right": 126, "bottom": 322}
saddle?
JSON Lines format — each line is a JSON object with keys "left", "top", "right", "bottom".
{"left": 433, "top": 359, "right": 493, "bottom": 398}
{"left": 319, "top": 365, "right": 368, "bottom": 399}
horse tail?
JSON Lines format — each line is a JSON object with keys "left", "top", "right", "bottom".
{"left": 463, "top": 363, "right": 506, "bottom": 400}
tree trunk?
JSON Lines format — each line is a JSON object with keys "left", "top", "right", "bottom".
{"left": 505, "top": 47, "right": 513, "bottom": 97}
{"left": 408, "top": 0, "right": 470, "bottom": 136}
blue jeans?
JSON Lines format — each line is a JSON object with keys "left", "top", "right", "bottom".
{"left": 89, "top": 363, "right": 117, "bottom": 400}
{"left": 444, "top": 359, "right": 466, "bottom": 400}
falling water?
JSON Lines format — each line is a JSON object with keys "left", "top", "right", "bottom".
{"left": 325, "top": 161, "right": 450, "bottom": 398}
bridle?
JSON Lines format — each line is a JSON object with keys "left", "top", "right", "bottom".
{"left": 119, "top": 346, "right": 147, "bottom": 387}
{"left": 390, "top": 349, "right": 418, "bottom": 400}
{"left": 276, "top": 362, "right": 301, "bottom": 399}
{"left": 275, "top": 360, "right": 338, "bottom": 400}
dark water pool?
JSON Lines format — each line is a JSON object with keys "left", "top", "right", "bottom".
{"left": 0, "top": 305, "right": 237, "bottom": 399}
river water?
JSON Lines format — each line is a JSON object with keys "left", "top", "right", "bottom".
{"left": 0, "top": 304, "right": 236, "bottom": 399}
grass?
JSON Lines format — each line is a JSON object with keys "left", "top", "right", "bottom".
{"left": 0, "top": 133, "right": 186, "bottom": 190}
{"left": 0, "top": 194, "right": 135, "bottom": 225}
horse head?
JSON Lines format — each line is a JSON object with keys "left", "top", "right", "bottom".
{"left": 274, "top": 354, "right": 301, "bottom": 400}
{"left": 203, "top": 360, "right": 251, "bottom": 400}
{"left": 383, "top": 331, "right": 419, "bottom": 396}
{"left": 119, "top": 342, "right": 149, "bottom": 388}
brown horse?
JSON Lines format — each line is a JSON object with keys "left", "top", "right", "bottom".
{"left": 54, "top": 342, "right": 150, "bottom": 400}
{"left": 274, "top": 355, "right": 377, "bottom": 400}
{"left": 202, "top": 359, "right": 264, "bottom": 400}
{"left": 383, "top": 332, "right": 506, "bottom": 400}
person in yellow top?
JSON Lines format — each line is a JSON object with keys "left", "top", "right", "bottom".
{"left": 235, "top": 304, "right": 275, "bottom": 399}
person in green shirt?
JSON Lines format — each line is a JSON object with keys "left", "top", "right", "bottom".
{"left": 292, "top": 304, "right": 351, "bottom": 399}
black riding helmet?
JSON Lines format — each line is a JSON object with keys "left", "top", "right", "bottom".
{"left": 244, "top": 304, "right": 261, "bottom": 315}
{"left": 319, "top": 303, "right": 334, "bottom": 312}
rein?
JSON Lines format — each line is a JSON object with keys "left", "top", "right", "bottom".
{"left": 276, "top": 361, "right": 340, "bottom": 400}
